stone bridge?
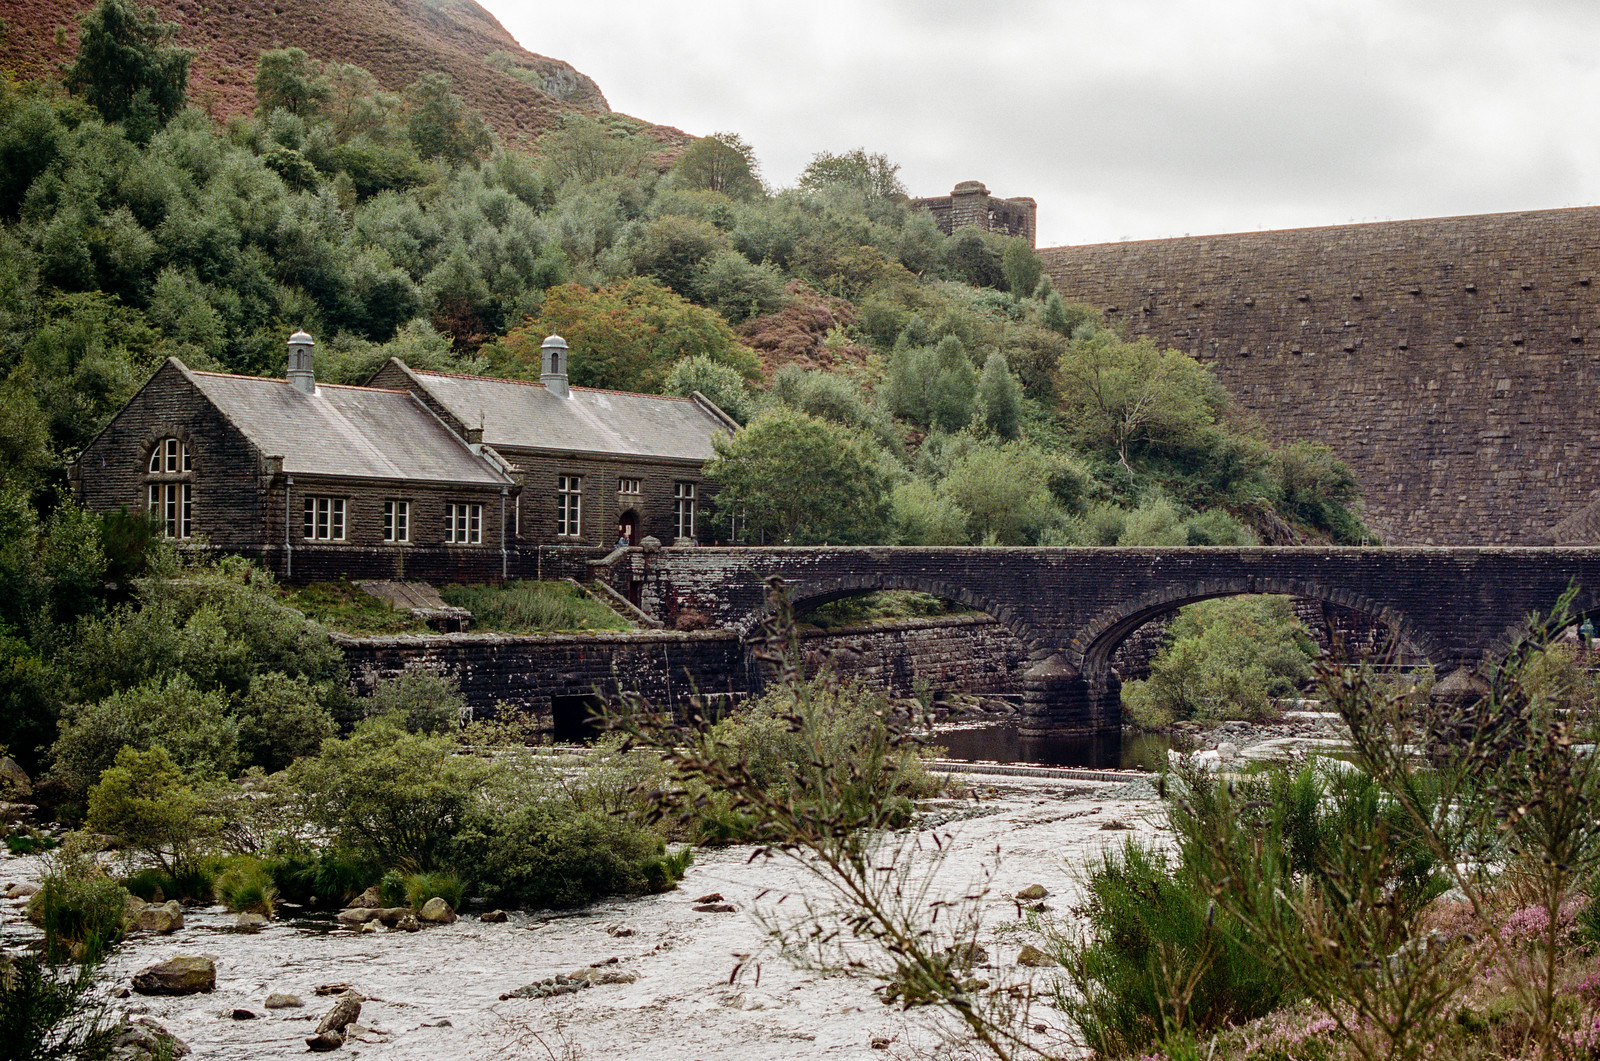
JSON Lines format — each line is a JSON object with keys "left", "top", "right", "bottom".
{"left": 619, "top": 546, "right": 1600, "bottom": 736}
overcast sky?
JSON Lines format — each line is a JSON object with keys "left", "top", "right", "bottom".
{"left": 487, "top": 0, "right": 1600, "bottom": 248}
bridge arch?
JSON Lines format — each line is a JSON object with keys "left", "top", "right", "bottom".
{"left": 1067, "top": 576, "right": 1447, "bottom": 683}
{"left": 732, "top": 573, "right": 1053, "bottom": 659}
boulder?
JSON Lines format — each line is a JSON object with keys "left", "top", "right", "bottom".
{"left": 417, "top": 897, "right": 456, "bottom": 924}
{"left": 1014, "top": 884, "right": 1049, "bottom": 901}
{"left": 316, "top": 990, "right": 362, "bottom": 1036}
{"left": 479, "top": 910, "right": 508, "bottom": 923}
{"left": 1016, "top": 944, "right": 1056, "bottom": 968}
{"left": 234, "top": 912, "right": 269, "bottom": 931}
{"left": 305, "top": 1030, "right": 344, "bottom": 1052}
{"left": 107, "top": 1016, "right": 189, "bottom": 1060}
{"left": 315, "top": 983, "right": 354, "bottom": 996}
{"left": 693, "top": 903, "right": 735, "bottom": 913}
{"left": 0, "top": 756, "right": 32, "bottom": 798}
{"left": 374, "top": 907, "right": 409, "bottom": 925}
{"left": 395, "top": 913, "right": 420, "bottom": 932}
{"left": 5, "top": 882, "right": 39, "bottom": 900}
{"left": 347, "top": 886, "right": 382, "bottom": 909}
{"left": 131, "top": 955, "right": 215, "bottom": 996}
{"left": 229, "top": 1008, "right": 257, "bottom": 1020}
{"left": 132, "top": 901, "right": 184, "bottom": 934}
{"left": 335, "top": 908, "right": 379, "bottom": 925}
{"left": 264, "top": 992, "right": 303, "bottom": 1009}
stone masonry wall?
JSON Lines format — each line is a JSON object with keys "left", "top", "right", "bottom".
{"left": 1039, "top": 208, "right": 1600, "bottom": 545}
{"left": 337, "top": 616, "right": 1034, "bottom": 728}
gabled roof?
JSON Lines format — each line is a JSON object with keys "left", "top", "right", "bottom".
{"left": 181, "top": 363, "right": 511, "bottom": 487}
{"left": 390, "top": 362, "right": 735, "bottom": 462}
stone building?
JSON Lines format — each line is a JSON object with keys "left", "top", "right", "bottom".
{"left": 366, "top": 334, "right": 739, "bottom": 551}
{"left": 910, "top": 180, "right": 1038, "bottom": 247}
{"left": 75, "top": 331, "right": 737, "bottom": 582}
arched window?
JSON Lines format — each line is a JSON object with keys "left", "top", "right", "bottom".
{"left": 146, "top": 437, "right": 192, "bottom": 538}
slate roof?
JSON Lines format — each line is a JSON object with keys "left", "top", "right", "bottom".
{"left": 396, "top": 364, "right": 734, "bottom": 461}
{"left": 183, "top": 365, "right": 510, "bottom": 486}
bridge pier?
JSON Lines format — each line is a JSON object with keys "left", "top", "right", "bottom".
{"left": 1018, "top": 654, "right": 1122, "bottom": 737}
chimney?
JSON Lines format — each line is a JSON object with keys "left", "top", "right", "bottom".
{"left": 287, "top": 330, "right": 316, "bottom": 394}
{"left": 540, "top": 334, "right": 570, "bottom": 399}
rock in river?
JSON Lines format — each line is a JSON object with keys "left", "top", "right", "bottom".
{"left": 131, "top": 955, "right": 215, "bottom": 996}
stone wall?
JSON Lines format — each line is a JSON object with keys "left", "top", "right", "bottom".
{"left": 1039, "top": 208, "right": 1600, "bottom": 545}
{"left": 337, "top": 615, "right": 1035, "bottom": 728}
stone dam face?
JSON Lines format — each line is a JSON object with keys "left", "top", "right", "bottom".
{"left": 1040, "top": 207, "right": 1600, "bottom": 546}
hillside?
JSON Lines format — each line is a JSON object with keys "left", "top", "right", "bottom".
{"left": 0, "top": 0, "right": 689, "bottom": 151}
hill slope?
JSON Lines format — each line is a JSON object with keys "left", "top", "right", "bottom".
{"left": 0, "top": 0, "right": 687, "bottom": 150}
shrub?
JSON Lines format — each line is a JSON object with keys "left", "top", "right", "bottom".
{"left": 49, "top": 675, "right": 239, "bottom": 795}
{"left": 214, "top": 855, "right": 276, "bottom": 915}
{"left": 85, "top": 745, "right": 217, "bottom": 878}
{"left": 454, "top": 803, "right": 680, "bottom": 909}
{"left": 402, "top": 870, "right": 464, "bottom": 911}
{"left": 682, "top": 677, "right": 938, "bottom": 844}
{"left": 265, "top": 846, "right": 373, "bottom": 908}
{"left": 286, "top": 718, "right": 491, "bottom": 871}
{"left": 360, "top": 668, "right": 468, "bottom": 734}
{"left": 27, "top": 834, "right": 129, "bottom": 963}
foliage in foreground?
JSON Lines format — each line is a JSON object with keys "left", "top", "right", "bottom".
{"left": 1058, "top": 598, "right": 1600, "bottom": 1061}
{"left": 0, "top": 950, "right": 116, "bottom": 1061}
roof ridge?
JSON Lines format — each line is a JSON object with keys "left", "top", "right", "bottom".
{"left": 411, "top": 367, "right": 695, "bottom": 402}
{"left": 189, "top": 369, "right": 408, "bottom": 395}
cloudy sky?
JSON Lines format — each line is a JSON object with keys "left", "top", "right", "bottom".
{"left": 487, "top": 1, "right": 1600, "bottom": 249}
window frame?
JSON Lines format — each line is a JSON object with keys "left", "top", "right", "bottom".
{"left": 383, "top": 500, "right": 410, "bottom": 543}
{"left": 144, "top": 437, "right": 193, "bottom": 538}
{"left": 302, "top": 496, "right": 347, "bottom": 541}
{"left": 445, "top": 503, "right": 483, "bottom": 545}
{"left": 557, "top": 475, "right": 583, "bottom": 537}
{"left": 673, "top": 481, "right": 696, "bottom": 541}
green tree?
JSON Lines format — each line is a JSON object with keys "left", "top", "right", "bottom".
{"left": 48, "top": 675, "right": 239, "bottom": 795}
{"left": 1001, "top": 238, "right": 1044, "bottom": 297}
{"left": 797, "top": 148, "right": 906, "bottom": 198}
{"left": 535, "top": 114, "right": 648, "bottom": 186}
{"left": 669, "top": 132, "right": 764, "bottom": 201}
{"left": 973, "top": 351, "right": 1022, "bottom": 440}
{"left": 662, "top": 354, "right": 754, "bottom": 424}
{"left": 253, "top": 48, "right": 330, "bottom": 118}
{"left": 1122, "top": 596, "right": 1315, "bottom": 727}
{"left": 86, "top": 745, "right": 216, "bottom": 876}
{"left": 1059, "top": 333, "right": 1228, "bottom": 476}
{"left": 706, "top": 408, "right": 893, "bottom": 544}
{"left": 404, "top": 73, "right": 492, "bottom": 165}
{"left": 499, "top": 279, "right": 758, "bottom": 393}
{"left": 287, "top": 718, "right": 491, "bottom": 871}
{"left": 63, "top": 0, "right": 191, "bottom": 137}
{"left": 937, "top": 441, "right": 1063, "bottom": 545}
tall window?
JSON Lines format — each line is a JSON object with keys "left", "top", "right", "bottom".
{"left": 145, "top": 437, "right": 192, "bottom": 538}
{"left": 303, "top": 496, "right": 346, "bottom": 540}
{"left": 557, "top": 475, "right": 582, "bottom": 537}
{"left": 446, "top": 503, "right": 482, "bottom": 544}
{"left": 383, "top": 500, "right": 409, "bottom": 543}
{"left": 148, "top": 483, "right": 191, "bottom": 539}
{"left": 674, "top": 481, "right": 696, "bottom": 540}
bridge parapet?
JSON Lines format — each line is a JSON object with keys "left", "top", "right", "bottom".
{"left": 635, "top": 546, "right": 1600, "bottom": 736}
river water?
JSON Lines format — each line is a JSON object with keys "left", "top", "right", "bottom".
{"left": 931, "top": 722, "right": 1173, "bottom": 771}
{"left": 1, "top": 775, "right": 1162, "bottom": 1060}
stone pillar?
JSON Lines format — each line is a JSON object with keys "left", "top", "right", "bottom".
{"left": 1019, "top": 654, "right": 1122, "bottom": 736}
